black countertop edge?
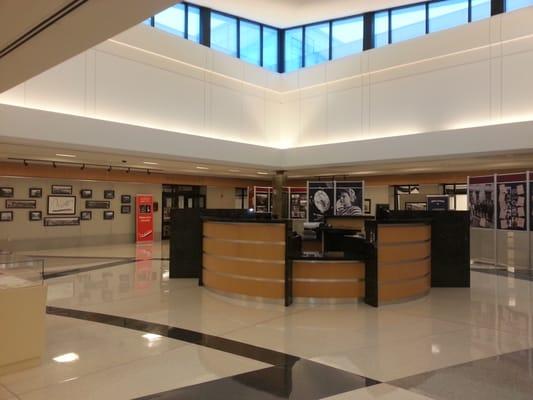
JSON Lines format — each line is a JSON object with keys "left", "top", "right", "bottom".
{"left": 370, "top": 218, "right": 432, "bottom": 224}
{"left": 201, "top": 217, "right": 290, "bottom": 224}
{"left": 290, "top": 254, "right": 369, "bottom": 261}
{"left": 326, "top": 215, "right": 375, "bottom": 219}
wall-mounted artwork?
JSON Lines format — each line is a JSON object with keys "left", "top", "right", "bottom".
{"left": 85, "top": 200, "right": 110, "bottom": 209}
{"left": 364, "top": 198, "right": 372, "bottom": 214}
{"left": 497, "top": 179, "right": 526, "bottom": 230}
{"left": 80, "top": 211, "right": 92, "bottom": 221}
{"left": 104, "top": 190, "right": 115, "bottom": 199}
{"left": 121, "top": 205, "right": 131, "bottom": 214}
{"left": 405, "top": 202, "right": 427, "bottom": 211}
{"left": 6, "top": 199, "right": 36, "bottom": 209}
{"left": 103, "top": 210, "right": 114, "bottom": 220}
{"left": 0, "top": 187, "right": 14, "bottom": 198}
{"left": 153, "top": 202, "right": 159, "bottom": 212}
{"left": 121, "top": 195, "right": 131, "bottom": 204}
{"left": 0, "top": 211, "right": 13, "bottom": 222}
{"left": 51, "top": 185, "right": 72, "bottom": 195}
{"left": 29, "top": 188, "right": 42, "bottom": 198}
{"left": 80, "top": 189, "right": 93, "bottom": 199}
{"left": 335, "top": 182, "right": 363, "bottom": 216}
{"left": 48, "top": 196, "right": 76, "bottom": 215}
{"left": 44, "top": 217, "right": 80, "bottom": 226}
{"left": 29, "top": 211, "right": 42, "bottom": 221}
{"left": 468, "top": 177, "right": 494, "bottom": 228}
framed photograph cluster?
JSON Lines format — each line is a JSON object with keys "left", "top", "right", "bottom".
{"left": 44, "top": 217, "right": 80, "bottom": 227}
{"left": 85, "top": 200, "right": 110, "bottom": 209}
{"left": 81, "top": 211, "right": 92, "bottom": 221}
{"left": 0, "top": 211, "right": 13, "bottom": 222}
{"left": 121, "top": 205, "right": 131, "bottom": 214}
{"left": 104, "top": 190, "right": 115, "bottom": 199}
{"left": 6, "top": 199, "right": 36, "bottom": 209}
{"left": 29, "top": 188, "right": 42, "bottom": 198}
{"left": 29, "top": 211, "right": 42, "bottom": 221}
{"left": 0, "top": 187, "right": 14, "bottom": 198}
{"left": 121, "top": 195, "right": 131, "bottom": 204}
{"left": 103, "top": 211, "right": 114, "bottom": 220}
{"left": 48, "top": 196, "right": 76, "bottom": 215}
{"left": 80, "top": 189, "right": 93, "bottom": 199}
{"left": 51, "top": 185, "right": 72, "bottom": 195}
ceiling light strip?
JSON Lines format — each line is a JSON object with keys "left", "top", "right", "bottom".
{"left": 0, "top": 0, "right": 88, "bottom": 59}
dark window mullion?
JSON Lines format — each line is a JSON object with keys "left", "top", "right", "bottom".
{"left": 260, "top": 25, "right": 264, "bottom": 66}
{"left": 237, "top": 18, "right": 241, "bottom": 58}
{"left": 328, "top": 21, "right": 333, "bottom": 60}
{"left": 425, "top": 2, "right": 429, "bottom": 34}
{"left": 184, "top": 4, "right": 189, "bottom": 39}
{"left": 388, "top": 9, "right": 392, "bottom": 44}
{"left": 278, "top": 28, "right": 285, "bottom": 73}
{"left": 302, "top": 26, "right": 306, "bottom": 68}
{"left": 468, "top": 0, "right": 473, "bottom": 22}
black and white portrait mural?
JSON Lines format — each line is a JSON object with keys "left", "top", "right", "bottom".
{"left": 335, "top": 182, "right": 363, "bottom": 216}
{"left": 308, "top": 182, "right": 334, "bottom": 222}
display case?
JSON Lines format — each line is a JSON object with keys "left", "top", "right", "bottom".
{"left": 0, "top": 254, "right": 47, "bottom": 375}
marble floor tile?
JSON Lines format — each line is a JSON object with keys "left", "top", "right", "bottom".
{"left": 323, "top": 383, "right": 435, "bottom": 399}
{"left": 0, "top": 385, "right": 16, "bottom": 400}
{"left": 392, "top": 348, "right": 533, "bottom": 400}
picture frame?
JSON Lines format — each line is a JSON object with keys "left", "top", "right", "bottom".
{"left": 48, "top": 196, "right": 76, "bottom": 215}
{"left": 364, "top": 198, "right": 372, "bottom": 214}
{"left": 6, "top": 199, "right": 36, "bottom": 209}
{"left": 121, "top": 205, "right": 131, "bottom": 214}
{"left": 80, "top": 189, "right": 93, "bottom": 199}
{"left": 405, "top": 202, "right": 427, "bottom": 211}
{"left": 103, "top": 190, "right": 115, "bottom": 199}
{"left": 85, "top": 200, "right": 110, "bottom": 209}
{"left": 29, "top": 188, "right": 42, "bottom": 198}
{"left": 153, "top": 202, "right": 159, "bottom": 212}
{"left": 44, "top": 216, "right": 80, "bottom": 226}
{"left": 80, "top": 211, "right": 92, "bottom": 221}
{"left": 29, "top": 211, "right": 42, "bottom": 221}
{"left": 0, "top": 211, "right": 13, "bottom": 222}
{"left": 121, "top": 194, "right": 131, "bottom": 204}
{"left": 0, "top": 187, "right": 14, "bottom": 198}
{"left": 103, "top": 210, "right": 114, "bottom": 220}
{"left": 51, "top": 185, "right": 72, "bottom": 195}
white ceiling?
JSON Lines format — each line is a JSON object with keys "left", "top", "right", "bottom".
{"left": 192, "top": 0, "right": 422, "bottom": 27}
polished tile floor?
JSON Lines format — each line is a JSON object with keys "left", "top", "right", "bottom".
{"left": 0, "top": 242, "right": 532, "bottom": 399}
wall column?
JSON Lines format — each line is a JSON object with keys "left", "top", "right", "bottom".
{"left": 272, "top": 170, "right": 287, "bottom": 219}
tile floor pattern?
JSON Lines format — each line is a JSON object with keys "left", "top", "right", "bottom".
{"left": 1, "top": 243, "right": 532, "bottom": 399}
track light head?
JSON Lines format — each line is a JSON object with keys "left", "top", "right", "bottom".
{"left": 146, "top": 169, "right": 151, "bottom": 175}
{"left": 23, "top": 159, "right": 28, "bottom": 167}
{"left": 127, "top": 167, "right": 131, "bottom": 173}
{"left": 107, "top": 166, "right": 112, "bottom": 172}
{"left": 81, "top": 163, "right": 85, "bottom": 170}
{"left": 52, "top": 161, "right": 57, "bottom": 168}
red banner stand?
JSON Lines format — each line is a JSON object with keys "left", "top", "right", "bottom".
{"left": 136, "top": 194, "right": 154, "bottom": 242}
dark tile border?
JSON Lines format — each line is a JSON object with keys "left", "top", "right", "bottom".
{"left": 46, "top": 306, "right": 379, "bottom": 399}
{"left": 42, "top": 259, "right": 138, "bottom": 279}
{"left": 471, "top": 267, "right": 533, "bottom": 282}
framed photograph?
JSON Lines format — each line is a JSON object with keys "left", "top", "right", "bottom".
{"left": 405, "top": 202, "right": 427, "bottom": 211}
{"left": 104, "top": 190, "right": 115, "bottom": 199}
{"left": 29, "top": 211, "right": 42, "bottom": 221}
{"left": 153, "top": 202, "right": 159, "bottom": 212}
{"left": 80, "top": 189, "right": 93, "bottom": 199}
{"left": 51, "top": 185, "right": 73, "bottom": 195}
{"left": 0, "top": 187, "right": 14, "bottom": 198}
{"left": 364, "top": 198, "right": 372, "bottom": 214}
{"left": 103, "top": 210, "right": 114, "bottom": 220}
{"left": 121, "top": 205, "right": 131, "bottom": 214}
{"left": 121, "top": 194, "right": 131, "bottom": 204}
{"left": 6, "top": 199, "right": 36, "bottom": 209}
{"left": 29, "top": 188, "right": 42, "bottom": 198}
{"left": 85, "top": 200, "right": 110, "bottom": 209}
{"left": 44, "top": 217, "right": 80, "bottom": 226}
{"left": 0, "top": 211, "right": 13, "bottom": 222}
{"left": 80, "top": 211, "right": 92, "bottom": 221}
{"left": 48, "top": 196, "right": 76, "bottom": 215}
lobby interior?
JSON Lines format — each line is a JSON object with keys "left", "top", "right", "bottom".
{"left": 1, "top": 0, "right": 533, "bottom": 399}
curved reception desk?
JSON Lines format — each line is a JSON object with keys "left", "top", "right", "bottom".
{"left": 202, "top": 221, "right": 288, "bottom": 301}
{"left": 199, "top": 218, "right": 432, "bottom": 306}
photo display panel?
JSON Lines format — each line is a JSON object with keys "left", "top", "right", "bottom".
{"left": 308, "top": 181, "right": 335, "bottom": 222}
{"left": 496, "top": 173, "right": 527, "bottom": 231}
{"left": 468, "top": 176, "right": 495, "bottom": 228}
{"left": 334, "top": 181, "right": 363, "bottom": 216}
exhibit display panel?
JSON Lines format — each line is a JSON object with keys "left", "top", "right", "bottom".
{"left": 307, "top": 181, "right": 364, "bottom": 222}
{"left": 468, "top": 173, "right": 531, "bottom": 269}
{"left": 0, "top": 255, "right": 47, "bottom": 375}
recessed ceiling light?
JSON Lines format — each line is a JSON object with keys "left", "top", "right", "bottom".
{"left": 53, "top": 352, "right": 79, "bottom": 363}
{"left": 196, "top": 166, "right": 209, "bottom": 170}
{"left": 55, "top": 153, "right": 76, "bottom": 158}
{"left": 229, "top": 169, "right": 240, "bottom": 172}
{"left": 349, "top": 171, "right": 379, "bottom": 175}
{"left": 143, "top": 161, "right": 158, "bottom": 165}
{"left": 257, "top": 171, "right": 269, "bottom": 175}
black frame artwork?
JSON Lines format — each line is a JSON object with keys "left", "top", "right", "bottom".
{"left": 44, "top": 217, "right": 80, "bottom": 226}
{"left": 0, "top": 211, "right": 13, "bottom": 222}
{"left": 80, "top": 189, "right": 93, "bottom": 199}
{"left": 51, "top": 185, "right": 73, "bottom": 195}
{"left": 0, "top": 187, "right": 14, "bottom": 198}
{"left": 29, "top": 211, "right": 42, "bottom": 221}
{"left": 121, "top": 205, "right": 131, "bottom": 214}
{"left": 103, "top": 210, "right": 115, "bottom": 220}
{"left": 104, "top": 190, "right": 115, "bottom": 199}
{"left": 85, "top": 200, "right": 110, "bottom": 209}
{"left": 47, "top": 195, "right": 76, "bottom": 215}
{"left": 121, "top": 195, "right": 131, "bottom": 204}
{"left": 80, "top": 211, "right": 92, "bottom": 221}
{"left": 29, "top": 188, "right": 43, "bottom": 198}
{"left": 5, "top": 199, "right": 37, "bottom": 209}
{"left": 364, "top": 198, "right": 372, "bottom": 214}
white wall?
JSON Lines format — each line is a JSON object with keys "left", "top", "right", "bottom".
{"left": 2, "top": 8, "right": 533, "bottom": 167}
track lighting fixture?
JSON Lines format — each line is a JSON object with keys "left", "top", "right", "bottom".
{"left": 23, "top": 159, "right": 28, "bottom": 167}
{"left": 127, "top": 167, "right": 131, "bottom": 173}
{"left": 107, "top": 166, "right": 112, "bottom": 172}
{"left": 52, "top": 162, "right": 57, "bottom": 168}
{"left": 81, "top": 163, "right": 86, "bottom": 170}
{"left": 146, "top": 169, "right": 151, "bottom": 175}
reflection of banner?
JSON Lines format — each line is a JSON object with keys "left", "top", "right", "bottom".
{"left": 497, "top": 173, "right": 527, "bottom": 231}
{"left": 468, "top": 176, "right": 495, "bottom": 228}
{"left": 308, "top": 182, "right": 334, "bottom": 222}
{"left": 289, "top": 188, "right": 307, "bottom": 219}
{"left": 335, "top": 181, "right": 363, "bottom": 216}
{"left": 136, "top": 194, "right": 154, "bottom": 242}
{"left": 427, "top": 195, "right": 449, "bottom": 211}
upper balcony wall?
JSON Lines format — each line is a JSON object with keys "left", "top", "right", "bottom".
{"left": 1, "top": 7, "right": 533, "bottom": 155}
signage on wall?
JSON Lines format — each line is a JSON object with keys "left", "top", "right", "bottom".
{"left": 427, "top": 195, "right": 449, "bottom": 211}
{"left": 136, "top": 194, "right": 154, "bottom": 242}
